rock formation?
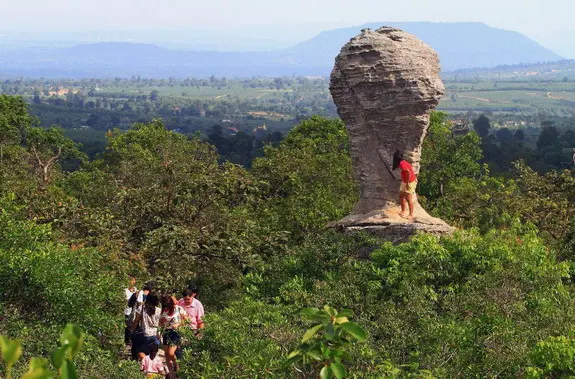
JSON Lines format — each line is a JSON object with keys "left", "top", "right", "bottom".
{"left": 329, "top": 27, "right": 453, "bottom": 242}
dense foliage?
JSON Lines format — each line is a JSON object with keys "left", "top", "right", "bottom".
{"left": 3, "top": 74, "right": 575, "bottom": 171}
{"left": 1, "top": 95, "right": 575, "bottom": 378}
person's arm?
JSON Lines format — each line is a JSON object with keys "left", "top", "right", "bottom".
{"left": 402, "top": 169, "right": 409, "bottom": 183}
{"left": 131, "top": 308, "right": 142, "bottom": 331}
{"left": 170, "top": 317, "right": 181, "bottom": 329}
{"left": 178, "top": 306, "right": 189, "bottom": 323}
{"left": 197, "top": 317, "right": 205, "bottom": 329}
{"left": 399, "top": 161, "right": 408, "bottom": 183}
{"left": 197, "top": 303, "right": 205, "bottom": 330}
{"left": 399, "top": 160, "right": 415, "bottom": 183}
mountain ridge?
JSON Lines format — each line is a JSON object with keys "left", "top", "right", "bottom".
{"left": 0, "top": 22, "right": 563, "bottom": 78}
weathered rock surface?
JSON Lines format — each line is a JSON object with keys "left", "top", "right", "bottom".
{"left": 329, "top": 27, "right": 453, "bottom": 242}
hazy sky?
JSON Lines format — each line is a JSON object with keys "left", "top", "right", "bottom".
{"left": 1, "top": 0, "right": 573, "bottom": 54}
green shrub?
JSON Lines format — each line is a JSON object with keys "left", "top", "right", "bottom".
{"left": 286, "top": 306, "right": 367, "bottom": 379}
{"left": 179, "top": 298, "right": 295, "bottom": 378}
{"left": 526, "top": 335, "right": 575, "bottom": 378}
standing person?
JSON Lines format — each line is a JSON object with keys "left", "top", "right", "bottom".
{"left": 124, "top": 277, "right": 137, "bottom": 346}
{"left": 140, "top": 341, "right": 166, "bottom": 378}
{"left": 135, "top": 281, "right": 156, "bottom": 305}
{"left": 160, "top": 295, "right": 187, "bottom": 374}
{"left": 132, "top": 293, "right": 162, "bottom": 361}
{"left": 178, "top": 286, "right": 205, "bottom": 333}
{"left": 392, "top": 150, "right": 418, "bottom": 219}
{"left": 129, "top": 281, "right": 155, "bottom": 360}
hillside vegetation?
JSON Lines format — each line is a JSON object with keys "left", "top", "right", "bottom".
{"left": 1, "top": 94, "right": 575, "bottom": 377}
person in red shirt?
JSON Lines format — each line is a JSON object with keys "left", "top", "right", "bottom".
{"left": 393, "top": 150, "right": 417, "bottom": 219}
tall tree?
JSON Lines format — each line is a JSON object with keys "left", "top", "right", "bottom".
{"left": 473, "top": 114, "right": 491, "bottom": 138}
{"left": 495, "top": 127, "right": 513, "bottom": 143}
{"left": 537, "top": 124, "right": 560, "bottom": 148}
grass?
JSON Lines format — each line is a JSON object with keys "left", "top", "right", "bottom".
{"left": 96, "top": 85, "right": 293, "bottom": 100}
{"left": 439, "top": 80, "right": 575, "bottom": 115}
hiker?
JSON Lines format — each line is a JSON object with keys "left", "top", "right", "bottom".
{"left": 178, "top": 286, "right": 205, "bottom": 333}
{"left": 132, "top": 293, "right": 162, "bottom": 361}
{"left": 160, "top": 295, "right": 188, "bottom": 374}
{"left": 124, "top": 277, "right": 137, "bottom": 346}
{"left": 128, "top": 281, "right": 156, "bottom": 360}
{"left": 135, "top": 281, "right": 156, "bottom": 305}
{"left": 140, "top": 340, "right": 166, "bottom": 378}
{"left": 393, "top": 150, "right": 417, "bottom": 219}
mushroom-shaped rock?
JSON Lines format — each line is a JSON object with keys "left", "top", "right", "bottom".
{"left": 329, "top": 27, "right": 453, "bottom": 242}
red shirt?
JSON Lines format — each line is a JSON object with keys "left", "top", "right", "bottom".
{"left": 399, "top": 160, "right": 416, "bottom": 183}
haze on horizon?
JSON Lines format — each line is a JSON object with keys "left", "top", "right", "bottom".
{"left": 1, "top": 0, "right": 574, "bottom": 57}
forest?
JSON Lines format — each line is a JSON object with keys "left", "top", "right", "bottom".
{"left": 2, "top": 68, "right": 575, "bottom": 171}
{"left": 1, "top": 91, "right": 575, "bottom": 378}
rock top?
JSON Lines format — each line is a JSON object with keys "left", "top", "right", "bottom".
{"left": 329, "top": 27, "right": 453, "bottom": 242}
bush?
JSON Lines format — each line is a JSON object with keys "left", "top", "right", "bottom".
{"left": 0, "top": 195, "right": 132, "bottom": 376}
{"left": 179, "top": 298, "right": 295, "bottom": 378}
{"left": 244, "top": 224, "right": 574, "bottom": 377}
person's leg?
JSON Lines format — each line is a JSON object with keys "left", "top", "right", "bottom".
{"left": 131, "top": 332, "right": 143, "bottom": 360}
{"left": 163, "top": 345, "right": 173, "bottom": 373}
{"left": 406, "top": 193, "right": 415, "bottom": 217}
{"left": 166, "top": 345, "right": 178, "bottom": 372}
{"left": 124, "top": 316, "right": 132, "bottom": 345}
{"left": 399, "top": 192, "right": 408, "bottom": 217}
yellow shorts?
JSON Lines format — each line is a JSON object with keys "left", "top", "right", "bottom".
{"left": 400, "top": 180, "right": 417, "bottom": 194}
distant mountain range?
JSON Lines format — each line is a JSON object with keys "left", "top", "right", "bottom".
{"left": 0, "top": 22, "right": 562, "bottom": 78}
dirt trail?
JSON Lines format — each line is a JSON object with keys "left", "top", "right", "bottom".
{"left": 547, "top": 91, "right": 567, "bottom": 100}
{"left": 459, "top": 95, "right": 491, "bottom": 102}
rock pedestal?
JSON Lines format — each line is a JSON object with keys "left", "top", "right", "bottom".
{"left": 329, "top": 27, "right": 453, "bottom": 242}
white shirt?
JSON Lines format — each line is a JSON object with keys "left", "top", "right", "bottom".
{"left": 136, "top": 306, "right": 161, "bottom": 337}
{"left": 124, "top": 287, "right": 137, "bottom": 316}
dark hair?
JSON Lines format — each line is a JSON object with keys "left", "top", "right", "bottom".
{"left": 144, "top": 294, "right": 160, "bottom": 316}
{"left": 392, "top": 150, "right": 404, "bottom": 170}
{"left": 161, "top": 295, "right": 176, "bottom": 314}
{"left": 127, "top": 292, "right": 138, "bottom": 308}
{"left": 143, "top": 281, "right": 155, "bottom": 292}
{"left": 182, "top": 285, "right": 198, "bottom": 298}
{"left": 149, "top": 340, "right": 159, "bottom": 360}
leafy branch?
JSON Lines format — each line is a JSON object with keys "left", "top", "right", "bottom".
{"left": 286, "top": 305, "right": 367, "bottom": 379}
{"left": 0, "top": 324, "right": 84, "bottom": 379}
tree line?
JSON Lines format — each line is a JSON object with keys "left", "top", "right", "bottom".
{"left": 1, "top": 94, "right": 575, "bottom": 377}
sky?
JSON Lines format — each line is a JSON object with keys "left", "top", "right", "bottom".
{"left": 1, "top": 0, "right": 574, "bottom": 56}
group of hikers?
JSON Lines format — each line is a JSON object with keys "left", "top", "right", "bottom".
{"left": 124, "top": 278, "right": 204, "bottom": 378}
{"left": 118, "top": 151, "right": 415, "bottom": 378}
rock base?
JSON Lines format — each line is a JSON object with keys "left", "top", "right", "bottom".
{"left": 330, "top": 206, "right": 454, "bottom": 244}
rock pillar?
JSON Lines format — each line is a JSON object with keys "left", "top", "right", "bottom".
{"left": 329, "top": 27, "right": 453, "bottom": 241}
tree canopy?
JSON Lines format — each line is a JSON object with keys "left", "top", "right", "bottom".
{"left": 1, "top": 96, "right": 575, "bottom": 378}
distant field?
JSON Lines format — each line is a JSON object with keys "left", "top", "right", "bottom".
{"left": 97, "top": 85, "right": 294, "bottom": 101}
{"left": 5, "top": 72, "right": 575, "bottom": 134}
{"left": 99, "top": 80, "right": 575, "bottom": 116}
{"left": 439, "top": 80, "right": 575, "bottom": 115}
